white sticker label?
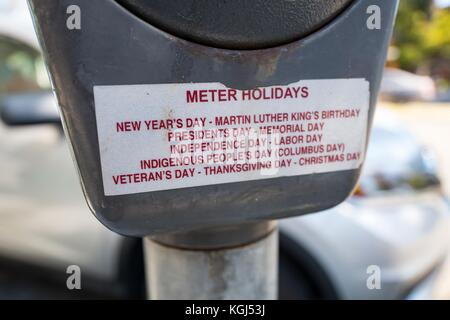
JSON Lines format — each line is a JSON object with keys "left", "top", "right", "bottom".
{"left": 94, "top": 79, "right": 369, "bottom": 196}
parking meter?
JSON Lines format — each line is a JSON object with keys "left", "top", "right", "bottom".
{"left": 28, "top": 0, "right": 398, "bottom": 238}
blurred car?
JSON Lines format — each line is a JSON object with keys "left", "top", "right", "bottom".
{"left": 280, "top": 110, "right": 450, "bottom": 299}
{"left": 0, "top": 1, "right": 450, "bottom": 300}
{"left": 436, "top": 90, "right": 450, "bottom": 103}
{"left": 380, "top": 68, "right": 437, "bottom": 102}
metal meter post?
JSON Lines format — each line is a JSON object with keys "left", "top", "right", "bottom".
{"left": 28, "top": 0, "right": 399, "bottom": 299}
{"left": 144, "top": 221, "right": 278, "bottom": 299}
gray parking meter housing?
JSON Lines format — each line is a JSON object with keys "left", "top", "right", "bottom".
{"left": 28, "top": 0, "right": 398, "bottom": 236}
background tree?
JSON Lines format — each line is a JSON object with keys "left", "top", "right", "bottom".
{"left": 393, "top": 0, "right": 450, "bottom": 84}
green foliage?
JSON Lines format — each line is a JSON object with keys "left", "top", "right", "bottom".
{"left": 393, "top": 0, "right": 450, "bottom": 73}
{"left": 424, "top": 9, "right": 450, "bottom": 58}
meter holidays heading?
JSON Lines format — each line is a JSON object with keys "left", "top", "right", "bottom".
{"left": 186, "top": 86, "right": 309, "bottom": 104}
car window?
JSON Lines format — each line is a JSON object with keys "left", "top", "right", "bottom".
{"left": 0, "top": 36, "right": 50, "bottom": 95}
{"left": 360, "top": 125, "right": 440, "bottom": 195}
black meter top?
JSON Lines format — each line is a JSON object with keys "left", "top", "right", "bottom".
{"left": 116, "top": 0, "right": 354, "bottom": 49}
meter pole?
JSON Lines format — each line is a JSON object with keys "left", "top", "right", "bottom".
{"left": 143, "top": 221, "right": 278, "bottom": 300}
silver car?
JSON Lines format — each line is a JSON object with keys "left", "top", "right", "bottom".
{"left": 280, "top": 110, "right": 450, "bottom": 299}
{"left": 0, "top": 1, "right": 449, "bottom": 300}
